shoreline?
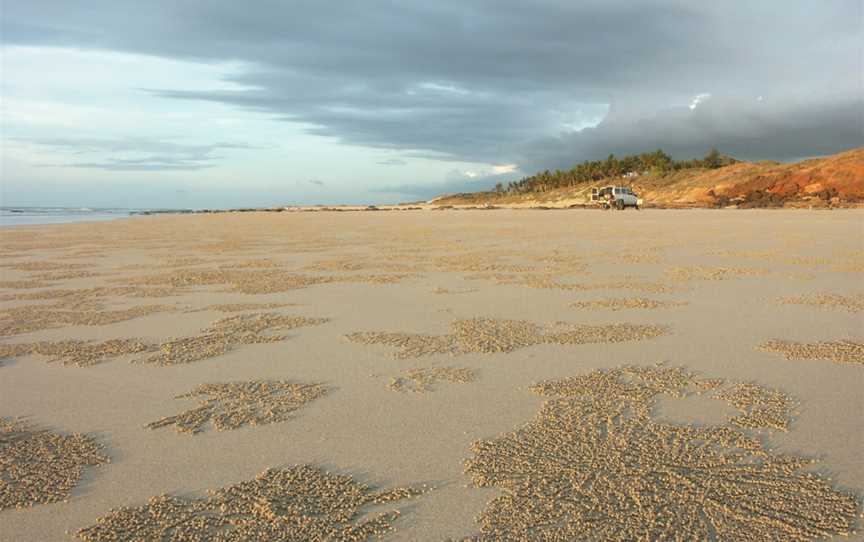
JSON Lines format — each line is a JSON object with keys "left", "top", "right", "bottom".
{"left": 3, "top": 205, "right": 861, "bottom": 229}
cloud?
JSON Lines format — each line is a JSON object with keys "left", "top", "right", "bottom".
{"left": 516, "top": 94, "right": 864, "bottom": 172}
{"left": 18, "top": 136, "right": 254, "bottom": 171}
{"left": 378, "top": 170, "right": 521, "bottom": 200}
{"left": 3, "top": 1, "right": 862, "bottom": 171}
{"left": 492, "top": 164, "right": 518, "bottom": 174}
{"left": 307, "top": 179, "right": 325, "bottom": 186}
{"left": 689, "top": 93, "right": 711, "bottom": 111}
{"left": 58, "top": 161, "right": 214, "bottom": 172}
{"left": 377, "top": 158, "right": 407, "bottom": 166}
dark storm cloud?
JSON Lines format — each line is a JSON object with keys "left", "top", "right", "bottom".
{"left": 21, "top": 137, "right": 254, "bottom": 171}
{"left": 4, "top": 1, "right": 862, "bottom": 170}
{"left": 517, "top": 94, "right": 864, "bottom": 172}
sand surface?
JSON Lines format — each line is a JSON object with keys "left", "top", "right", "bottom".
{"left": 0, "top": 209, "right": 862, "bottom": 541}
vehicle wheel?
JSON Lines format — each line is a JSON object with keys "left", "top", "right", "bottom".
{"left": 616, "top": 199, "right": 624, "bottom": 210}
{"left": 634, "top": 205, "right": 640, "bottom": 210}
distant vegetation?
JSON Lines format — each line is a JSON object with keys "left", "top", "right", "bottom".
{"left": 495, "top": 149, "right": 735, "bottom": 195}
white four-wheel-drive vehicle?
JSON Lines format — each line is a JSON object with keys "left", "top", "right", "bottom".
{"left": 591, "top": 186, "right": 642, "bottom": 210}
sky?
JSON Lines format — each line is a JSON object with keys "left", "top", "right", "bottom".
{"left": 1, "top": 1, "right": 862, "bottom": 208}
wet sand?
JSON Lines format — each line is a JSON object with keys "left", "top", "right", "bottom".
{"left": 0, "top": 209, "right": 862, "bottom": 541}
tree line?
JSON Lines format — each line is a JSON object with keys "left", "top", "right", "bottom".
{"left": 494, "top": 148, "right": 730, "bottom": 194}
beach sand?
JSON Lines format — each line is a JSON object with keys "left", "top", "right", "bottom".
{"left": 0, "top": 209, "right": 862, "bottom": 541}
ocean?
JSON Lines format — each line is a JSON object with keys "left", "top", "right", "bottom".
{"left": 0, "top": 207, "right": 145, "bottom": 227}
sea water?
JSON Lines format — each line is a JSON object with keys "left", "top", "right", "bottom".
{"left": 0, "top": 207, "right": 141, "bottom": 226}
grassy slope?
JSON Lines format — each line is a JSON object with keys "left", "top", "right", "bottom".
{"left": 436, "top": 147, "right": 864, "bottom": 208}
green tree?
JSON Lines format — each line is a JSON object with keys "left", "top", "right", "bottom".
{"left": 703, "top": 148, "right": 722, "bottom": 168}
{"left": 605, "top": 154, "right": 622, "bottom": 177}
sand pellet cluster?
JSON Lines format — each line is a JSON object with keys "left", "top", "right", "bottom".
{"left": 828, "top": 251, "right": 864, "bottom": 271}
{"left": 0, "top": 338, "right": 157, "bottom": 367}
{"left": 388, "top": 366, "right": 476, "bottom": 392}
{"left": 783, "top": 271, "right": 817, "bottom": 281}
{"left": 0, "top": 286, "right": 188, "bottom": 309}
{"left": 76, "top": 465, "right": 424, "bottom": 542}
{"left": 123, "top": 268, "right": 335, "bottom": 293}
{"left": 432, "top": 253, "right": 534, "bottom": 274}
{"left": 713, "top": 381, "right": 795, "bottom": 430}
{"left": 147, "top": 380, "right": 329, "bottom": 434}
{"left": 0, "top": 261, "right": 92, "bottom": 272}
{"left": 0, "top": 418, "right": 108, "bottom": 511}
{"left": 571, "top": 279, "right": 676, "bottom": 294}
{"left": 348, "top": 331, "right": 457, "bottom": 358}
{"left": 430, "top": 287, "right": 478, "bottom": 295}
{"left": 611, "top": 252, "right": 664, "bottom": 264}
{"left": 303, "top": 256, "right": 419, "bottom": 274}
{"left": 348, "top": 273, "right": 415, "bottom": 284}
{"left": 463, "top": 366, "right": 859, "bottom": 541}
{"left": 32, "top": 270, "right": 102, "bottom": 281}
{"left": 138, "top": 312, "right": 329, "bottom": 366}
{"left": 760, "top": 339, "right": 864, "bottom": 365}
{"left": 303, "top": 258, "right": 369, "bottom": 272}
{"left": 347, "top": 318, "right": 668, "bottom": 359}
{"left": 0, "top": 280, "right": 51, "bottom": 290}
{"left": 0, "top": 312, "right": 327, "bottom": 367}
{"left": 0, "top": 303, "right": 177, "bottom": 336}
{"left": 708, "top": 249, "right": 837, "bottom": 267}
{"left": 194, "top": 302, "right": 295, "bottom": 312}
{"left": 123, "top": 267, "right": 410, "bottom": 294}
{"left": 531, "top": 253, "right": 588, "bottom": 271}
{"left": 157, "top": 256, "right": 212, "bottom": 267}
{"left": 665, "top": 265, "right": 769, "bottom": 281}
{"left": 570, "top": 297, "right": 686, "bottom": 311}
{"left": 832, "top": 261, "right": 864, "bottom": 273}
{"left": 218, "top": 258, "right": 282, "bottom": 269}
{"left": 470, "top": 273, "right": 675, "bottom": 294}
{"left": 777, "top": 293, "right": 864, "bottom": 312}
